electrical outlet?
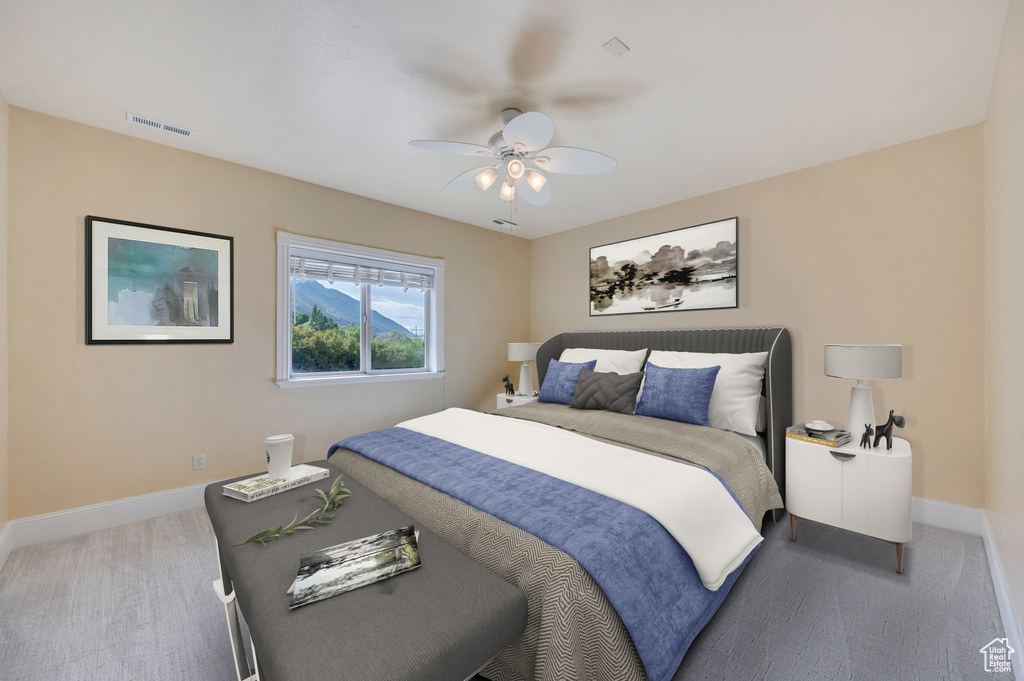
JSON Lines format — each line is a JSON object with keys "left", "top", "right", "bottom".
{"left": 193, "top": 454, "right": 206, "bottom": 471}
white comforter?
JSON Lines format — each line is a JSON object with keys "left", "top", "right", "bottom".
{"left": 397, "top": 408, "right": 762, "bottom": 590}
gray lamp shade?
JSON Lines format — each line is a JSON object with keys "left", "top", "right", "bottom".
{"left": 824, "top": 344, "right": 902, "bottom": 380}
{"left": 508, "top": 342, "right": 542, "bottom": 363}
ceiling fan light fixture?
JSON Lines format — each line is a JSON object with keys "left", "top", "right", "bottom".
{"left": 525, "top": 169, "right": 547, "bottom": 191}
{"left": 476, "top": 167, "right": 499, "bottom": 190}
{"left": 506, "top": 158, "right": 525, "bottom": 179}
{"left": 500, "top": 181, "right": 516, "bottom": 201}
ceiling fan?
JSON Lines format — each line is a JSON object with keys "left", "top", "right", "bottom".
{"left": 409, "top": 108, "right": 616, "bottom": 206}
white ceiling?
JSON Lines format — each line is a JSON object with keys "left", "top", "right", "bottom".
{"left": 0, "top": 0, "right": 1009, "bottom": 239}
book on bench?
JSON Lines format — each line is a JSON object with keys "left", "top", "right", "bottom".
{"left": 222, "top": 464, "right": 329, "bottom": 502}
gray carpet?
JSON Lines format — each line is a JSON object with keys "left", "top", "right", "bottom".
{"left": 0, "top": 508, "right": 1009, "bottom": 681}
{"left": 675, "top": 514, "right": 1006, "bottom": 680}
{"left": 0, "top": 508, "right": 251, "bottom": 681}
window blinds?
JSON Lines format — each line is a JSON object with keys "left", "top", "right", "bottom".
{"left": 289, "top": 252, "right": 435, "bottom": 291}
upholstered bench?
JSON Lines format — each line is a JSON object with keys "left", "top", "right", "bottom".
{"left": 205, "top": 460, "right": 528, "bottom": 681}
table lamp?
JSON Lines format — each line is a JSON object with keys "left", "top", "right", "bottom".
{"left": 508, "top": 342, "right": 542, "bottom": 395}
{"left": 824, "top": 344, "right": 902, "bottom": 433}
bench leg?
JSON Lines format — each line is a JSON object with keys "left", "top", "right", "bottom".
{"left": 214, "top": 540, "right": 259, "bottom": 681}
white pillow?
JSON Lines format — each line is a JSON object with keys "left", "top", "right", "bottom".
{"left": 559, "top": 347, "right": 648, "bottom": 375}
{"left": 645, "top": 350, "right": 768, "bottom": 436}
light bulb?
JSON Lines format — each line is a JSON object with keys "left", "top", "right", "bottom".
{"left": 476, "top": 167, "right": 498, "bottom": 191}
{"left": 525, "top": 169, "right": 547, "bottom": 191}
{"left": 506, "top": 158, "right": 525, "bottom": 179}
{"left": 500, "top": 181, "right": 516, "bottom": 201}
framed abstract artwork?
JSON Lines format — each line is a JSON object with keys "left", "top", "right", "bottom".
{"left": 589, "top": 217, "right": 738, "bottom": 316}
{"left": 86, "top": 216, "right": 234, "bottom": 343}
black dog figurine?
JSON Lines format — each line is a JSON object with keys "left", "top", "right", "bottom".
{"left": 860, "top": 424, "right": 874, "bottom": 449}
{"left": 502, "top": 374, "right": 515, "bottom": 396}
{"left": 872, "top": 410, "right": 906, "bottom": 450}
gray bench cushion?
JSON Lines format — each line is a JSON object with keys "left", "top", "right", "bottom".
{"left": 205, "top": 460, "right": 527, "bottom": 681}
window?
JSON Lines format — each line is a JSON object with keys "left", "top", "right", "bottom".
{"left": 276, "top": 232, "right": 444, "bottom": 387}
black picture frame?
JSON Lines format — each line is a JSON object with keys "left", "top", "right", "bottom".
{"left": 589, "top": 217, "right": 738, "bottom": 317}
{"left": 86, "top": 216, "right": 234, "bottom": 343}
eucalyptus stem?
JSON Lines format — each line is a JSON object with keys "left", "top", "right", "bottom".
{"left": 237, "top": 475, "right": 352, "bottom": 546}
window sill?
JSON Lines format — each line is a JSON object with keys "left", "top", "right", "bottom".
{"left": 275, "top": 371, "right": 445, "bottom": 388}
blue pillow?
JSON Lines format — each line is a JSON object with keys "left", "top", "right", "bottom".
{"left": 538, "top": 359, "right": 598, "bottom": 405}
{"left": 635, "top": 362, "right": 721, "bottom": 426}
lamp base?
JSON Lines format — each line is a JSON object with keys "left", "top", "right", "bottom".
{"left": 518, "top": 363, "right": 533, "bottom": 396}
{"left": 846, "top": 380, "right": 876, "bottom": 435}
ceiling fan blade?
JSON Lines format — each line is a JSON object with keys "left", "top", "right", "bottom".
{"left": 502, "top": 112, "right": 554, "bottom": 152}
{"left": 410, "top": 140, "right": 497, "bottom": 157}
{"left": 518, "top": 178, "right": 552, "bottom": 206}
{"left": 442, "top": 165, "right": 498, "bottom": 194}
{"left": 531, "top": 146, "right": 616, "bottom": 174}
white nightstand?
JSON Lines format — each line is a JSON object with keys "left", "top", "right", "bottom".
{"left": 496, "top": 394, "right": 539, "bottom": 409}
{"left": 786, "top": 435, "right": 912, "bottom": 572}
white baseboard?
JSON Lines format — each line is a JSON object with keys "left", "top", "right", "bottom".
{"left": 983, "top": 515, "right": 1024, "bottom": 681}
{"left": 0, "top": 521, "right": 13, "bottom": 575}
{"left": 912, "top": 496, "right": 986, "bottom": 535}
{"left": 0, "top": 482, "right": 207, "bottom": 574}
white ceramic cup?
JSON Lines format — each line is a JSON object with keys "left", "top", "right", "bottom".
{"left": 265, "top": 434, "right": 294, "bottom": 479}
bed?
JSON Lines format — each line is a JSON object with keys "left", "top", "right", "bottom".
{"left": 327, "top": 327, "right": 791, "bottom": 681}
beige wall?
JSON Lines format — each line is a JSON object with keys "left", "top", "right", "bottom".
{"left": 0, "top": 90, "right": 8, "bottom": 529}
{"left": 985, "top": 0, "right": 1024, "bottom": 642}
{"left": 7, "top": 108, "right": 530, "bottom": 519}
{"left": 531, "top": 125, "right": 986, "bottom": 508}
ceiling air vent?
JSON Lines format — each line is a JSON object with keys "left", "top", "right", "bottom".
{"left": 126, "top": 112, "right": 194, "bottom": 138}
{"left": 492, "top": 219, "right": 516, "bottom": 229}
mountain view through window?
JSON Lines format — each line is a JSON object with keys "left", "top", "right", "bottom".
{"left": 291, "top": 279, "right": 426, "bottom": 374}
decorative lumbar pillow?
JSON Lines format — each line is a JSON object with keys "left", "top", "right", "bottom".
{"left": 570, "top": 368, "right": 644, "bottom": 414}
{"left": 634, "top": 362, "right": 721, "bottom": 427}
{"left": 538, "top": 358, "right": 598, "bottom": 405}
{"left": 559, "top": 347, "right": 648, "bottom": 375}
{"left": 643, "top": 350, "right": 768, "bottom": 436}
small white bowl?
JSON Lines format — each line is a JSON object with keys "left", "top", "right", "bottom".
{"left": 806, "top": 420, "right": 833, "bottom": 432}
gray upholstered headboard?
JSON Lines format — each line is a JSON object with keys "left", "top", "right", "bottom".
{"left": 536, "top": 327, "right": 792, "bottom": 514}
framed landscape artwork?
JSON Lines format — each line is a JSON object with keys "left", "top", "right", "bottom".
{"left": 86, "top": 216, "right": 234, "bottom": 343}
{"left": 589, "top": 217, "right": 738, "bottom": 316}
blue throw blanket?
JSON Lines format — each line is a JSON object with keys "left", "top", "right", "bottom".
{"left": 330, "top": 427, "right": 753, "bottom": 681}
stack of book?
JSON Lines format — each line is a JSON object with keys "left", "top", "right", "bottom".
{"left": 786, "top": 424, "right": 853, "bottom": 448}
{"left": 222, "top": 463, "right": 329, "bottom": 502}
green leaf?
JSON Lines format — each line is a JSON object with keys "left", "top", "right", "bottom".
{"left": 236, "top": 527, "right": 275, "bottom": 546}
{"left": 282, "top": 512, "right": 299, "bottom": 531}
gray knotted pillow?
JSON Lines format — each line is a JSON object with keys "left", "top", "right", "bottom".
{"left": 570, "top": 368, "right": 644, "bottom": 414}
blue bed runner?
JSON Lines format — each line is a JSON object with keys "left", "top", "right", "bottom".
{"left": 330, "top": 427, "right": 752, "bottom": 681}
